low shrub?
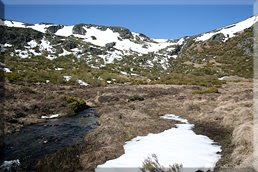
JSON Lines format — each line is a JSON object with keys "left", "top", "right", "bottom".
{"left": 131, "top": 80, "right": 149, "bottom": 85}
{"left": 64, "top": 96, "right": 87, "bottom": 114}
{"left": 128, "top": 95, "right": 144, "bottom": 102}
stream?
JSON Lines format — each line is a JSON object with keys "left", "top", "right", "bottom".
{"left": 0, "top": 108, "right": 97, "bottom": 171}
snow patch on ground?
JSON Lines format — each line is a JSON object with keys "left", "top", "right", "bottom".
{"left": 46, "top": 54, "right": 57, "bottom": 60}
{"left": 55, "top": 67, "right": 64, "bottom": 71}
{"left": 218, "top": 76, "right": 229, "bottom": 81}
{"left": 15, "top": 50, "right": 29, "bottom": 58}
{"left": 120, "top": 71, "right": 128, "bottom": 75}
{"left": 161, "top": 114, "right": 188, "bottom": 123}
{"left": 98, "top": 50, "right": 123, "bottom": 64}
{"left": 59, "top": 49, "right": 73, "bottom": 57}
{"left": 4, "top": 67, "right": 11, "bottom": 73}
{"left": 63, "top": 76, "right": 71, "bottom": 81}
{"left": 96, "top": 114, "right": 221, "bottom": 171}
{"left": 28, "top": 49, "right": 42, "bottom": 56}
{"left": 0, "top": 159, "right": 20, "bottom": 171}
{"left": 77, "top": 80, "right": 89, "bottom": 86}
{"left": 171, "top": 55, "right": 178, "bottom": 59}
{"left": 41, "top": 114, "right": 60, "bottom": 119}
{"left": 4, "top": 43, "right": 12, "bottom": 47}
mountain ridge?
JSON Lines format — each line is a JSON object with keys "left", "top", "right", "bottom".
{"left": 1, "top": 15, "right": 257, "bottom": 40}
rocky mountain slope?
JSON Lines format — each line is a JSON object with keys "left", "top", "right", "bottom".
{"left": 0, "top": 15, "right": 257, "bottom": 86}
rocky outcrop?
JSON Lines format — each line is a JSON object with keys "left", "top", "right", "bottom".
{"left": 73, "top": 24, "right": 87, "bottom": 35}
{"left": 0, "top": 26, "right": 43, "bottom": 46}
{"left": 105, "top": 42, "right": 116, "bottom": 50}
{"left": 88, "top": 47, "right": 104, "bottom": 55}
{"left": 46, "top": 25, "right": 64, "bottom": 34}
{"left": 84, "top": 24, "right": 134, "bottom": 40}
{"left": 208, "top": 33, "right": 225, "bottom": 42}
{"left": 64, "top": 41, "right": 77, "bottom": 50}
{"left": 139, "top": 33, "right": 150, "bottom": 41}
{"left": 110, "top": 27, "right": 133, "bottom": 39}
{"left": 168, "top": 44, "right": 182, "bottom": 56}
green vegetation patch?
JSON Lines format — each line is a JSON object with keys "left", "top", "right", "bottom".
{"left": 64, "top": 95, "right": 87, "bottom": 114}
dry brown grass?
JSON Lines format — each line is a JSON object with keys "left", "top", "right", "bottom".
{"left": 3, "top": 81, "right": 254, "bottom": 171}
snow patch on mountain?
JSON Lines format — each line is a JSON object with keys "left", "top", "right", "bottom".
{"left": 14, "top": 50, "right": 29, "bottom": 58}
{"left": 195, "top": 15, "right": 258, "bottom": 42}
{"left": 27, "top": 40, "right": 38, "bottom": 48}
{"left": 55, "top": 26, "right": 74, "bottom": 37}
{"left": 3, "top": 20, "right": 25, "bottom": 28}
{"left": 1, "top": 19, "right": 179, "bottom": 55}
{"left": 28, "top": 24, "right": 53, "bottom": 33}
{"left": 39, "top": 38, "right": 55, "bottom": 53}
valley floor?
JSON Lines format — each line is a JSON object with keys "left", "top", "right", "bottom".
{"left": 2, "top": 79, "right": 254, "bottom": 171}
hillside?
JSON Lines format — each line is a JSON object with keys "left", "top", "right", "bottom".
{"left": 0, "top": 15, "right": 257, "bottom": 86}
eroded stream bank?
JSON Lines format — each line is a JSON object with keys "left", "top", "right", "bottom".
{"left": 0, "top": 108, "right": 97, "bottom": 171}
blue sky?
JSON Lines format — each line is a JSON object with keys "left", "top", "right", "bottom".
{"left": 4, "top": 5, "right": 254, "bottom": 39}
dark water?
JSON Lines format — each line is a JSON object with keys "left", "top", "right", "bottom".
{"left": 0, "top": 108, "right": 97, "bottom": 170}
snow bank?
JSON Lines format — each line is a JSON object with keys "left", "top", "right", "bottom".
{"left": 96, "top": 114, "right": 221, "bottom": 171}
